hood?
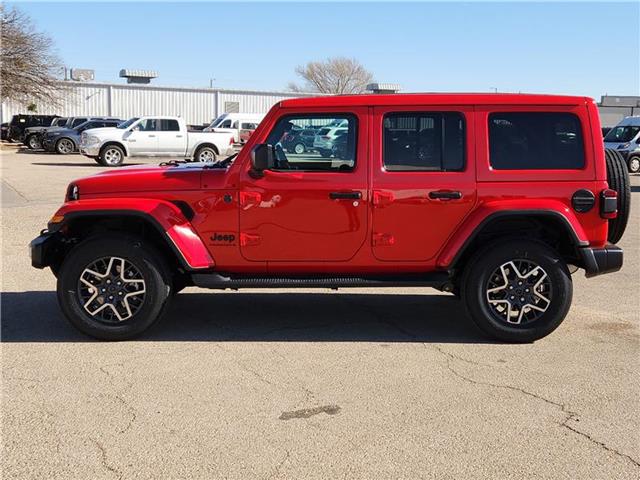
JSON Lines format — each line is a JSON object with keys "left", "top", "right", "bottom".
{"left": 46, "top": 128, "right": 75, "bottom": 137}
{"left": 83, "top": 127, "right": 119, "bottom": 137}
{"left": 71, "top": 162, "right": 229, "bottom": 196}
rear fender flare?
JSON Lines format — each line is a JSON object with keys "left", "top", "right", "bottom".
{"left": 438, "top": 201, "right": 589, "bottom": 269}
{"left": 52, "top": 198, "right": 214, "bottom": 270}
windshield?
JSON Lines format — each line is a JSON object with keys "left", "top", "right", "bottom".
{"left": 604, "top": 125, "right": 640, "bottom": 143}
{"left": 209, "top": 115, "right": 227, "bottom": 128}
{"left": 74, "top": 121, "right": 96, "bottom": 131}
{"left": 117, "top": 117, "right": 139, "bottom": 129}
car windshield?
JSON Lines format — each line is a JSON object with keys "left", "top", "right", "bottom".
{"left": 604, "top": 125, "right": 640, "bottom": 143}
{"left": 209, "top": 115, "right": 227, "bottom": 128}
{"left": 117, "top": 118, "right": 139, "bottom": 129}
{"left": 74, "top": 121, "right": 95, "bottom": 131}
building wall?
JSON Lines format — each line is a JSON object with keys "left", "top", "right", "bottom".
{"left": 0, "top": 81, "right": 318, "bottom": 125}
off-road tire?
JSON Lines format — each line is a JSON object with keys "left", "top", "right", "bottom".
{"left": 98, "top": 144, "right": 125, "bottom": 167}
{"left": 628, "top": 155, "right": 640, "bottom": 174}
{"left": 57, "top": 234, "right": 173, "bottom": 340}
{"left": 462, "top": 240, "right": 572, "bottom": 343}
{"left": 604, "top": 148, "right": 630, "bottom": 244}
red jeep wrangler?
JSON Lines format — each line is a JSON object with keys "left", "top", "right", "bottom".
{"left": 31, "top": 94, "right": 630, "bottom": 342}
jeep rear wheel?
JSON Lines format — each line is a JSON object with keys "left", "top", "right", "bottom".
{"left": 57, "top": 234, "right": 172, "bottom": 340}
{"left": 462, "top": 240, "right": 572, "bottom": 343}
{"left": 604, "top": 148, "right": 631, "bottom": 243}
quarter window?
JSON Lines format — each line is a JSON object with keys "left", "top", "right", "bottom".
{"left": 383, "top": 112, "right": 465, "bottom": 171}
{"left": 265, "top": 114, "right": 357, "bottom": 172}
{"left": 488, "top": 112, "right": 585, "bottom": 170}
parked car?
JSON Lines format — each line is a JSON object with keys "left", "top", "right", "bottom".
{"left": 604, "top": 116, "right": 640, "bottom": 173}
{"left": 0, "top": 123, "right": 9, "bottom": 141}
{"left": 79, "top": 116, "right": 235, "bottom": 166}
{"left": 282, "top": 126, "right": 319, "bottom": 154}
{"left": 42, "top": 118, "right": 123, "bottom": 154}
{"left": 31, "top": 93, "right": 630, "bottom": 342}
{"left": 313, "top": 119, "right": 349, "bottom": 157}
{"left": 7, "top": 114, "right": 60, "bottom": 143}
{"left": 205, "top": 113, "right": 265, "bottom": 143}
{"left": 23, "top": 117, "right": 68, "bottom": 150}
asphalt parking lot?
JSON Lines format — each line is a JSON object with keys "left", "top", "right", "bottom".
{"left": 1, "top": 144, "right": 639, "bottom": 479}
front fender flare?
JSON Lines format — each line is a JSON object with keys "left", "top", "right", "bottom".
{"left": 437, "top": 200, "right": 589, "bottom": 269}
{"left": 52, "top": 198, "right": 214, "bottom": 270}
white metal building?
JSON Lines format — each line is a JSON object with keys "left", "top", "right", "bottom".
{"left": 0, "top": 81, "right": 319, "bottom": 125}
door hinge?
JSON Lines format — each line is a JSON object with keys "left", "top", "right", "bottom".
{"left": 372, "top": 190, "right": 394, "bottom": 207}
{"left": 372, "top": 232, "right": 395, "bottom": 246}
{"left": 240, "top": 232, "right": 261, "bottom": 246}
{"left": 239, "top": 191, "right": 262, "bottom": 209}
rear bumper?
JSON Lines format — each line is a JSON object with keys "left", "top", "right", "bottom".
{"left": 579, "top": 244, "right": 623, "bottom": 278}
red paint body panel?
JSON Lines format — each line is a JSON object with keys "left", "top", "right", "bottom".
{"left": 55, "top": 93, "right": 613, "bottom": 276}
{"left": 55, "top": 198, "right": 214, "bottom": 269}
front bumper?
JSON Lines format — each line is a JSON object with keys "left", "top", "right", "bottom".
{"left": 30, "top": 231, "right": 61, "bottom": 269}
{"left": 80, "top": 144, "right": 100, "bottom": 157}
{"left": 579, "top": 244, "right": 623, "bottom": 278}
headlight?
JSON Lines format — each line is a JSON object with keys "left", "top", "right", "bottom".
{"left": 66, "top": 184, "right": 79, "bottom": 201}
{"left": 85, "top": 135, "right": 100, "bottom": 145}
{"left": 617, "top": 143, "right": 630, "bottom": 150}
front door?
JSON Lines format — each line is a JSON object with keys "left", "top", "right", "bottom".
{"left": 239, "top": 109, "right": 368, "bottom": 262}
{"left": 125, "top": 118, "right": 158, "bottom": 155}
{"left": 371, "top": 106, "right": 477, "bottom": 262}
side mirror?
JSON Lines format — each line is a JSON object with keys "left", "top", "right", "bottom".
{"left": 251, "top": 144, "right": 275, "bottom": 172}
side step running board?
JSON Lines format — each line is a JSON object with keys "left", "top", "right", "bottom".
{"left": 191, "top": 272, "right": 451, "bottom": 290}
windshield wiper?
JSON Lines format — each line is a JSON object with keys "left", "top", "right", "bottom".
{"left": 159, "top": 159, "right": 190, "bottom": 167}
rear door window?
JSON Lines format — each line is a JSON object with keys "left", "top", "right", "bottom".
{"left": 383, "top": 112, "right": 465, "bottom": 171}
{"left": 159, "top": 119, "right": 180, "bottom": 131}
{"left": 488, "top": 112, "right": 585, "bottom": 170}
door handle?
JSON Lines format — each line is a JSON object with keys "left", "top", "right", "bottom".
{"left": 329, "top": 191, "right": 362, "bottom": 200}
{"left": 429, "top": 190, "right": 462, "bottom": 200}
{"left": 176, "top": 135, "right": 183, "bottom": 138}
{"left": 148, "top": 134, "right": 156, "bottom": 138}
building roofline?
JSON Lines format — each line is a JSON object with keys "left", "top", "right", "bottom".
{"left": 57, "top": 80, "right": 320, "bottom": 97}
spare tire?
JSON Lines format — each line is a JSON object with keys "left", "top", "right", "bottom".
{"left": 605, "top": 148, "right": 630, "bottom": 244}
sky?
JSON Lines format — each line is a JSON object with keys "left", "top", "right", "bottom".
{"left": 8, "top": 1, "right": 640, "bottom": 99}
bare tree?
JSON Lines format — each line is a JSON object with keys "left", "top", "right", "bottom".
{"left": 289, "top": 57, "right": 374, "bottom": 94}
{"left": 1, "top": 5, "right": 64, "bottom": 105}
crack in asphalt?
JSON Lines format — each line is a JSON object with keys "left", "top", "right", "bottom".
{"left": 266, "top": 449, "right": 291, "bottom": 480}
{"left": 98, "top": 363, "right": 137, "bottom": 435}
{"left": 91, "top": 438, "right": 123, "bottom": 480}
{"left": 327, "top": 296, "right": 640, "bottom": 469}
{"left": 432, "top": 344, "right": 640, "bottom": 469}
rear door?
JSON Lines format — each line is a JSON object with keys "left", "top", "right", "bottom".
{"left": 371, "top": 106, "right": 477, "bottom": 262}
{"left": 238, "top": 109, "right": 368, "bottom": 262}
{"left": 156, "top": 119, "right": 186, "bottom": 155}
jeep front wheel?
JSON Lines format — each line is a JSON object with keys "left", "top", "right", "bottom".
{"left": 462, "top": 240, "right": 572, "bottom": 343}
{"left": 57, "top": 235, "right": 173, "bottom": 340}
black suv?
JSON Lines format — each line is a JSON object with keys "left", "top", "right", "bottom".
{"left": 7, "top": 115, "right": 60, "bottom": 143}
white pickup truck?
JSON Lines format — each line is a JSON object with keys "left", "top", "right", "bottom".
{"left": 79, "top": 116, "right": 235, "bottom": 166}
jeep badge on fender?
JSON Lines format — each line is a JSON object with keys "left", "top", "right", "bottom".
{"left": 29, "top": 93, "right": 629, "bottom": 341}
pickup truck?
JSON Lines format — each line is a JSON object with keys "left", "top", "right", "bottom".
{"left": 79, "top": 116, "right": 235, "bottom": 166}
{"left": 31, "top": 94, "right": 630, "bottom": 342}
